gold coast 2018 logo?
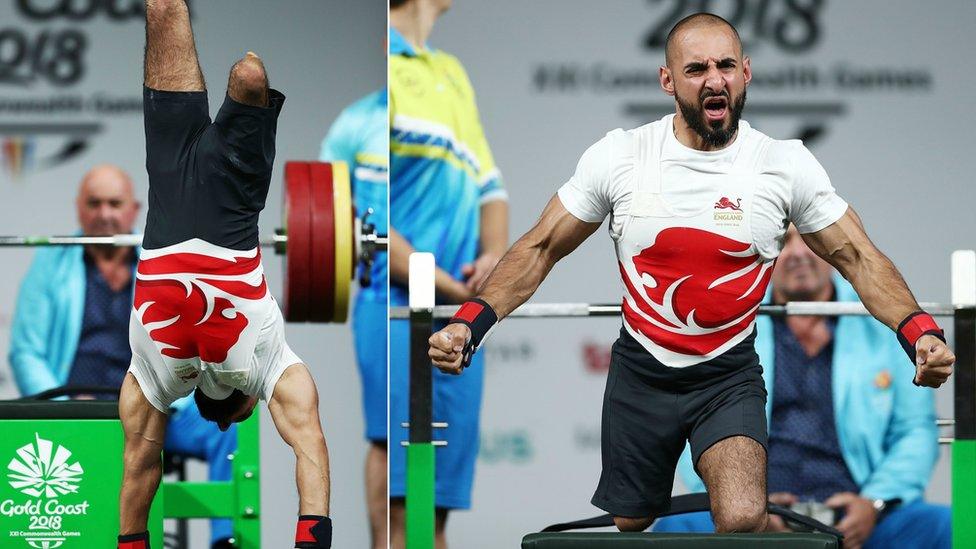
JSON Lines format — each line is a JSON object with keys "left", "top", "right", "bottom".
{"left": 3, "top": 434, "right": 87, "bottom": 549}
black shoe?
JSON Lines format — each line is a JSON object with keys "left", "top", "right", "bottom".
{"left": 212, "top": 539, "right": 235, "bottom": 549}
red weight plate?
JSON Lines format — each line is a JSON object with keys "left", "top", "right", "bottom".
{"left": 308, "top": 162, "right": 336, "bottom": 322}
{"left": 283, "top": 162, "right": 312, "bottom": 322}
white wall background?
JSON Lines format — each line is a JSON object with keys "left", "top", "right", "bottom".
{"left": 425, "top": 1, "right": 975, "bottom": 547}
{"left": 0, "top": 1, "right": 386, "bottom": 547}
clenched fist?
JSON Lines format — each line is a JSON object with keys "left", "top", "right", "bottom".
{"left": 914, "top": 334, "right": 955, "bottom": 388}
{"left": 428, "top": 323, "right": 472, "bottom": 375}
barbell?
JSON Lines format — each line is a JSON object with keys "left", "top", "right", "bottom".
{"left": 0, "top": 161, "right": 386, "bottom": 324}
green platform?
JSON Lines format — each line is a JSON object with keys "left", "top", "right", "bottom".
{"left": 522, "top": 532, "right": 838, "bottom": 548}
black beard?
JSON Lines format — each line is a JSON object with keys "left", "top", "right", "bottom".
{"left": 676, "top": 88, "right": 747, "bottom": 148}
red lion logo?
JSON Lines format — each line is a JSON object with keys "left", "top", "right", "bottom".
{"left": 134, "top": 252, "right": 267, "bottom": 363}
{"left": 714, "top": 197, "right": 742, "bottom": 211}
{"left": 620, "top": 227, "right": 772, "bottom": 356}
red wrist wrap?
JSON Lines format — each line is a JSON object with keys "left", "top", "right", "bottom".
{"left": 896, "top": 311, "right": 945, "bottom": 363}
{"left": 296, "top": 518, "right": 317, "bottom": 543}
{"left": 898, "top": 313, "right": 941, "bottom": 345}
{"left": 118, "top": 532, "right": 149, "bottom": 549}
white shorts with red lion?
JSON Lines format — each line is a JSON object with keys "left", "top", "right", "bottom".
{"left": 127, "top": 238, "right": 302, "bottom": 413}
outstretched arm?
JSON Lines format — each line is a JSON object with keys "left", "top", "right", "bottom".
{"left": 118, "top": 373, "right": 168, "bottom": 537}
{"left": 268, "top": 363, "right": 331, "bottom": 517}
{"left": 480, "top": 195, "right": 600, "bottom": 316}
{"left": 428, "top": 195, "right": 601, "bottom": 373}
{"left": 802, "top": 207, "right": 955, "bottom": 387}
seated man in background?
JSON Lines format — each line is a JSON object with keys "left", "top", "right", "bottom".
{"left": 8, "top": 164, "right": 237, "bottom": 549}
{"left": 654, "top": 226, "right": 951, "bottom": 549}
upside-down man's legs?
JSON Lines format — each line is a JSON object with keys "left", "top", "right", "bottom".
{"left": 144, "top": 0, "right": 205, "bottom": 92}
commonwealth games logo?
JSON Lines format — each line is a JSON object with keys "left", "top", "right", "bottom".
{"left": 7, "top": 434, "right": 83, "bottom": 498}
{"left": 3, "top": 434, "right": 86, "bottom": 549}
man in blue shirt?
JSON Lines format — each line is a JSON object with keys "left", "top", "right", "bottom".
{"left": 9, "top": 165, "right": 238, "bottom": 549}
{"left": 389, "top": 0, "right": 510, "bottom": 545}
{"left": 320, "top": 89, "right": 389, "bottom": 549}
{"left": 655, "top": 226, "right": 951, "bottom": 549}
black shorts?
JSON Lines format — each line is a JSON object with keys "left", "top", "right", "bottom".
{"left": 142, "top": 86, "right": 285, "bottom": 250}
{"left": 590, "top": 329, "right": 768, "bottom": 518}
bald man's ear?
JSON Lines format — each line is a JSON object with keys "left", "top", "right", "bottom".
{"left": 743, "top": 56, "right": 752, "bottom": 87}
{"left": 659, "top": 66, "right": 675, "bottom": 96}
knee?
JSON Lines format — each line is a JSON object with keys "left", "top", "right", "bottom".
{"left": 613, "top": 516, "right": 654, "bottom": 532}
{"left": 713, "top": 504, "right": 767, "bottom": 533}
{"left": 228, "top": 53, "right": 269, "bottom": 106}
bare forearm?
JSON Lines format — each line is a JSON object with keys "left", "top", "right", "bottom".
{"left": 837, "top": 248, "right": 920, "bottom": 330}
{"left": 477, "top": 233, "right": 556, "bottom": 317}
{"left": 295, "top": 437, "right": 331, "bottom": 516}
{"left": 477, "top": 195, "right": 600, "bottom": 317}
{"left": 389, "top": 226, "right": 471, "bottom": 304}
{"left": 480, "top": 199, "right": 509, "bottom": 256}
{"left": 805, "top": 210, "right": 921, "bottom": 330}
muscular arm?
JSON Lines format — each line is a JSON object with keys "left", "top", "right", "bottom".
{"left": 462, "top": 199, "right": 510, "bottom": 292}
{"left": 477, "top": 195, "right": 601, "bottom": 318}
{"left": 389, "top": 226, "right": 472, "bottom": 304}
{"left": 802, "top": 207, "right": 954, "bottom": 387}
{"left": 800, "top": 207, "right": 919, "bottom": 330}
{"left": 269, "top": 363, "right": 331, "bottom": 516}
{"left": 428, "top": 196, "right": 600, "bottom": 373}
{"left": 119, "top": 373, "right": 168, "bottom": 535}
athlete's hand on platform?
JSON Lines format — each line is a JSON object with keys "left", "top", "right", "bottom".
{"left": 429, "top": 323, "right": 472, "bottom": 375}
{"left": 825, "top": 492, "right": 877, "bottom": 549}
{"left": 914, "top": 334, "right": 955, "bottom": 388}
{"left": 461, "top": 252, "right": 501, "bottom": 293}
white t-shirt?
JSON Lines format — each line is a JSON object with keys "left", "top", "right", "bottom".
{"left": 559, "top": 115, "right": 847, "bottom": 258}
{"left": 557, "top": 115, "right": 848, "bottom": 366}
{"left": 127, "top": 238, "right": 302, "bottom": 412}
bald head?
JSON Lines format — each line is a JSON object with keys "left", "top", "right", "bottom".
{"left": 76, "top": 164, "right": 139, "bottom": 236}
{"left": 665, "top": 12, "right": 742, "bottom": 69}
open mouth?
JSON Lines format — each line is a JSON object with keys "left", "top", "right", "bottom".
{"left": 702, "top": 96, "right": 728, "bottom": 121}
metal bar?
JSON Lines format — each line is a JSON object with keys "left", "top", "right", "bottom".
{"left": 406, "top": 252, "right": 436, "bottom": 549}
{"left": 954, "top": 306, "right": 976, "bottom": 440}
{"left": 938, "top": 419, "right": 955, "bottom": 427}
{"left": 0, "top": 232, "right": 388, "bottom": 251}
{"left": 389, "top": 302, "right": 962, "bottom": 320}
